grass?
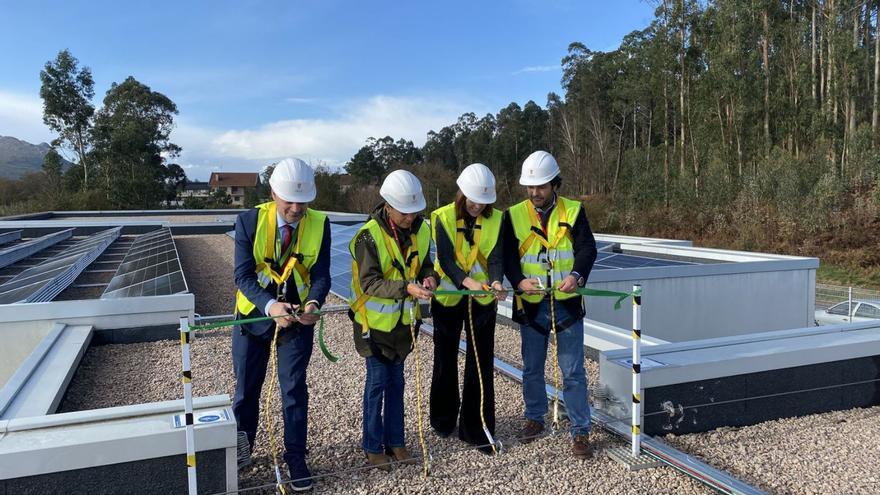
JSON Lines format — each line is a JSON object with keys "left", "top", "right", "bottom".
{"left": 816, "top": 263, "right": 880, "bottom": 290}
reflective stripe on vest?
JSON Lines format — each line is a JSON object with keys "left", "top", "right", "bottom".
{"left": 349, "top": 218, "right": 431, "bottom": 335}
{"left": 430, "top": 202, "right": 502, "bottom": 307}
{"left": 235, "top": 202, "right": 326, "bottom": 316}
{"left": 508, "top": 196, "right": 581, "bottom": 304}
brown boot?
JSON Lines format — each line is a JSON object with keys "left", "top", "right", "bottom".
{"left": 572, "top": 434, "right": 592, "bottom": 459}
{"left": 517, "top": 419, "right": 545, "bottom": 444}
{"left": 365, "top": 452, "right": 392, "bottom": 472}
{"left": 385, "top": 446, "right": 418, "bottom": 465}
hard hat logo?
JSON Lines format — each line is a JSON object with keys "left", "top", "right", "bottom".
{"left": 411, "top": 194, "right": 417, "bottom": 202}
{"left": 296, "top": 183, "right": 302, "bottom": 190}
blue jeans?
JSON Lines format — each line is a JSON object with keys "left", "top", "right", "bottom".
{"left": 362, "top": 356, "right": 406, "bottom": 453}
{"left": 520, "top": 302, "right": 591, "bottom": 435}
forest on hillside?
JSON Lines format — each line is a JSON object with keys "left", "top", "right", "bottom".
{"left": 326, "top": 0, "right": 880, "bottom": 286}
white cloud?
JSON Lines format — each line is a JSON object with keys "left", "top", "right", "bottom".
{"left": 0, "top": 90, "right": 53, "bottom": 144}
{"left": 171, "top": 94, "right": 474, "bottom": 179}
{"left": 512, "top": 65, "right": 559, "bottom": 75}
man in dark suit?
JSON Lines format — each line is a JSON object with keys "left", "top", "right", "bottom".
{"left": 232, "top": 158, "right": 331, "bottom": 491}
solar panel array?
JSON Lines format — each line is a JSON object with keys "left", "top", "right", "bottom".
{"left": 101, "top": 228, "right": 188, "bottom": 299}
{"left": 0, "top": 228, "right": 121, "bottom": 304}
{"left": 591, "top": 251, "right": 695, "bottom": 271}
{"left": 329, "top": 223, "right": 362, "bottom": 298}
{"left": 0, "top": 229, "right": 73, "bottom": 269}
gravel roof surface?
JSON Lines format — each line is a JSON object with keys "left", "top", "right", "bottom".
{"left": 61, "top": 309, "right": 710, "bottom": 495}
{"left": 57, "top": 234, "right": 879, "bottom": 494}
{"left": 50, "top": 214, "right": 238, "bottom": 223}
{"left": 174, "top": 234, "right": 238, "bottom": 316}
{"left": 663, "top": 405, "right": 880, "bottom": 494}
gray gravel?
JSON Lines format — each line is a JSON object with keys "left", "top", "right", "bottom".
{"left": 663, "top": 405, "right": 880, "bottom": 494}
{"left": 62, "top": 310, "right": 709, "bottom": 495}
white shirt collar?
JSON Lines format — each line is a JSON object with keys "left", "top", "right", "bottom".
{"left": 276, "top": 211, "right": 300, "bottom": 230}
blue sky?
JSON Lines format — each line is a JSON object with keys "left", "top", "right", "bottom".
{"left": 0, "top": 1, "right": 655, "bottom": 180}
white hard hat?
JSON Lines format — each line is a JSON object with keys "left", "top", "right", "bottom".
{"left": 269, "top": 158, "right": 316, "bottom": 203}
{"left": 457, "top": 163, "right": 496, "bottom": 204}
{"left": 519, "top": 150, "right": 560, "bottom": 186}
{"left": 380, "top": 170, "right": 426, "bottom": 214}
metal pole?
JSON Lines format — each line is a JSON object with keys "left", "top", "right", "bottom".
{"left": 632, "top": 284, "right": 642, "bottom": 457}
{"left": 848, "top": 287, "right": 853, "bottom": 322}
{"left": 179, "top": 316, "right": 198, "bottom": 495}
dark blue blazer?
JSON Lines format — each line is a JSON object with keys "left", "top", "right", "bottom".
{"left": 233, "top": 208, "right": 332, "bottom": 336}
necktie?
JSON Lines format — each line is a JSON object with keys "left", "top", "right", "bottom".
{"left": 280, "top": 224, "right": 294, "bottom": 260}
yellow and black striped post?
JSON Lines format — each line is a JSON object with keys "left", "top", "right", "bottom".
{"left": 179, "top": 316, "right": 198, "bottom": 494}
{"left": 631, "top": 284, "right": 642, "bottom": 457}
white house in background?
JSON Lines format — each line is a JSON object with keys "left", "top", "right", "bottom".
{"left": 208, "top": 172, "right": 260, "bottom": 207}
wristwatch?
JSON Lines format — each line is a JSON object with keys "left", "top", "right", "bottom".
{"left": 570, "top": 271, "right": 585, "bottom": 287}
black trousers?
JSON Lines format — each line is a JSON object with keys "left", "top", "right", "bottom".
{"left": 429, "top": 298, "right": 496, "bottom": 445}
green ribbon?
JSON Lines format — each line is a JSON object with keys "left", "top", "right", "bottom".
{"left": 432, "top": 287, "right": 636, "bottom": 310}
{"left": 190, "top": 311, "right": 339, "bottom": 363}
{"left": 317, "top": 316, "right": 339, "bottom": 362}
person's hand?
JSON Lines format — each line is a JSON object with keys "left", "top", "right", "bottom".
{"left": 491, "top": 281, "right": 507, "bottom": 301}
{"left": 268, "top": 301, "right": 296, "bottom": 327}
{"left": 557, "top": 274, "right": 578, "bottom": 294}
{"left": 461, "top": 277, "right": 484, "bottom": 292}
{"left": 422, "top": 276, "right": 437, "bottom": 291}
{"left": 461, "top": 277, "right": 489, "bottom": 299}
{"left": 407, "top": 282, "right": 433, "bottom": 300}
{"left": 298, "top": 302, "right": 320, "bottom": 326}
{"left": 518, "top": 278, "right": 544, "bottom": 295}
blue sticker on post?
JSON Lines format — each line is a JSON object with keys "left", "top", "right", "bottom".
{"left": 172, "top": 409, "right": 231, "bottom": 428}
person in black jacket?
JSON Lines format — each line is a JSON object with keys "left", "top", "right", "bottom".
{"left": 501, "top": 151, "right": 597, "bottom": 459}
{"left": 429, "top": 163, "right": 506, "bottom": 453}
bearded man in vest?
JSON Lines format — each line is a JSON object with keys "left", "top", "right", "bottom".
{"left": 349, "top": 169, "right": 437, "bottom": 471}
{"left": 232, "top": 158, "right": 331, "bottom": 491}
{"left": 501, "top": 150, "right": 598, "bottom": 459}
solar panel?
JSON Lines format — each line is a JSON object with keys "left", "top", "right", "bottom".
{"left": 0, "top": 230, "right": 22, "bottom": 247}
{"left": 0, "top": 229, "right": 73, "bottom": 269}
{"left": 0, "top": 228, "right": 121, "bottom": 304}
{"left": 596, "top": 240, "right": 614, "bottom": 251}
{"left": 592, "top": 253, "right": 695, "bottom": 271}
{"left": 101, "top": 228, "right": 188, "bottom": 299}
{"left": 328, "top": 223, "right": 362, "bottom": 299}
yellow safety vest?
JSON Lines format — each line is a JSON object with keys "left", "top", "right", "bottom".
{"left": 235, "top": 201, "right": 326, "bottom": 316}
{"left": 508, "top": 195, "right": 581, "bottom": 304}
{"left": 349, "top": 218, "right": 431, "bottom": 336}
{"left": 430, "top": 202, "right": 501, "bottom": 307}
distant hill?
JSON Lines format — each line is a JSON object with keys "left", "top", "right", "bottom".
{"left": 0, "top": 135, "right": 71, "bottom": 180}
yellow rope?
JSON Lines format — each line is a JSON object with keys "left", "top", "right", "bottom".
{"left": 408, "top": 304, "right": 430, "bottom": 478}
{"left": 467, "top": 296, "right": 497, "bottom": 455}
{"left": 549, "top": 290, "right": 561, "bottom": 432}
{"left": 265, "top": 323, "right": 288, "bottom": 495}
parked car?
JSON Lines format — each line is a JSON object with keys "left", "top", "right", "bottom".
{"left": 814, "top": 299, "right": 880, "bottom": 325}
